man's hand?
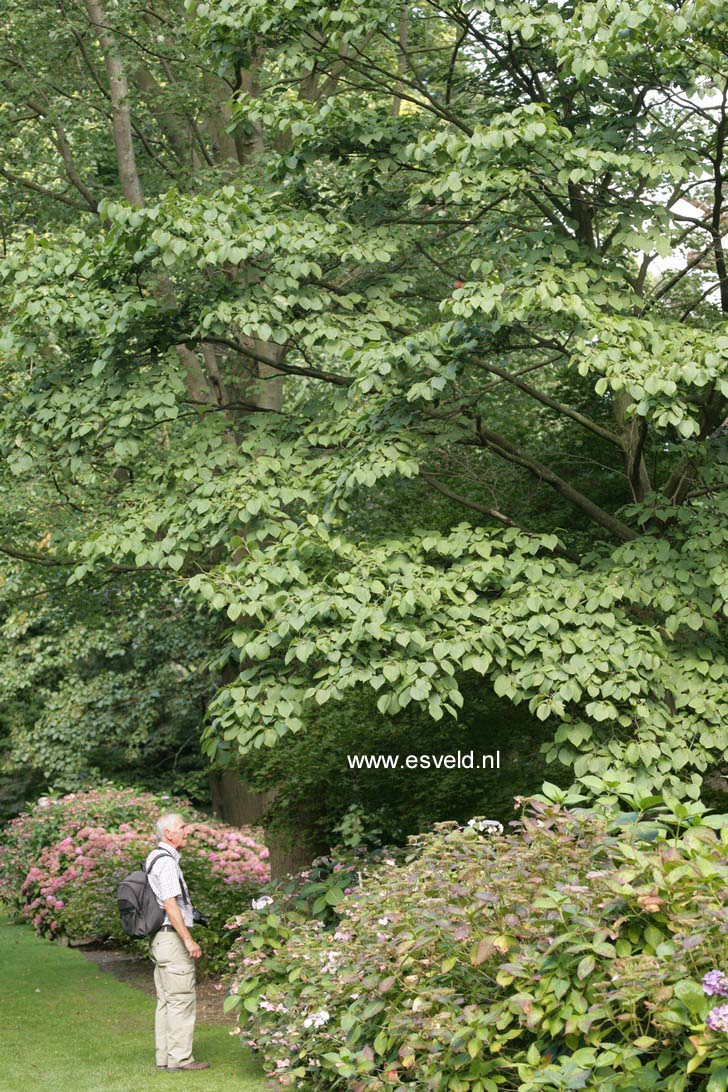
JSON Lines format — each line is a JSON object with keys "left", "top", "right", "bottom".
{"left": 163, "top": 896, "right": 201, "bottom": 958}
{"left": 185, "top": 937, "right": 202, "bottom": 960}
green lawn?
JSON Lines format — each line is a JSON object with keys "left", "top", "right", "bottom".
{"left": 1, "top": 916, "right": 270, "bottom": 1092}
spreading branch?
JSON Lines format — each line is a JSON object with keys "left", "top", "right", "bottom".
{"left": 420, "top": 472, "right": 580, "bottom": 561}
{"left": 471, "top": 358, "right": 623, "bottom": 449}
{"left": 200, "top": 337, "right": 353, "bottom": 387}
{"left": 470, "top": 421, "right": 640, "bottom": 542}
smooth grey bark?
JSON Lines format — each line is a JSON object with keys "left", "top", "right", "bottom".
{"left": 85, "top": 0, "right": 146, "bottom": 207}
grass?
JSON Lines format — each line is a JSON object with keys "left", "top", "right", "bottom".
{"left": 1, "top": 915, "right": 270, "bottom": 1092}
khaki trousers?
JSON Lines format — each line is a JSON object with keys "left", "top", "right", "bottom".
{"left": 149, "top": 929, "right": 196, "bottom": 1068}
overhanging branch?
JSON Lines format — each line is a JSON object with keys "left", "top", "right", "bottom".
{"left": 472, "top": 358, "right": 623, "bottom": 448}
{"left": 199, "top": 337, "right": 353, "bottom": 387}
{"left": 0, "top": 542, "right": 160, "bottom": 574}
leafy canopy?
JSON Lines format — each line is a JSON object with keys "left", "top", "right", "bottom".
{"left": 0, "top": 0, "right": 726, "bottom": 804}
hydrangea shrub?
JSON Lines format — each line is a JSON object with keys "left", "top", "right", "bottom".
{"left": 225, "top": 802, "right": 728, "bottom": 1091}
{"left": 0, "top": 786, "right": 269, "bottom": 969}
{"left": 703, "top": 972, "right": 728, "bottom": 1038}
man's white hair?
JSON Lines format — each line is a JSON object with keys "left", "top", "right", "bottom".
{"left": 156, "top": 812, "right": 185, "bottom": 841}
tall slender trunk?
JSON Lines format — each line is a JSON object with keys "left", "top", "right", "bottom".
{"left": 84, "top": 9, "right": 320, "bottom": 870}
{"left": 392, "top": 7, "right": 409, "bottom": 117}
{"left": 85, "top": 0, "right": 145, "bottom": 207}
{"left": 614, "top": 392, "right": 651, "bottom": 502}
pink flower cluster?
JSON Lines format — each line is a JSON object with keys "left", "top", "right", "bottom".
{"left": 186, "top": 823, "right": 270, "bottom": 885}
{"left": 0, "top": 787, "right": 159, "bottom": 913}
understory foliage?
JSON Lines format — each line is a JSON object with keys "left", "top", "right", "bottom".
{"left": 235, "top": 686, "right": 567, "bottom": 850}
{"left": 225, "top": 802, "right": 728, "bottom": 1091}
{"left": 0, "top": 785, "right": 269, "bottom": 970}
{"left": 0, "top": 0, "right": 727, "bottom": 809}
{"left": 0, "top": 556, "right": 218, "bottom": 809}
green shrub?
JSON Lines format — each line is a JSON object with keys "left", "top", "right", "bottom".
{"left": 225, "top": 801, "right": 728, "bottom": 1091}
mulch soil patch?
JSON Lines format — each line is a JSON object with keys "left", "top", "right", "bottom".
{"left": 78, "top": 943, "right": 229, "bottom": 1025}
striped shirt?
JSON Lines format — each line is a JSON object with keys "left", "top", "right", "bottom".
{"left": 145, "top": 841, "right": 194, "bottom": 928}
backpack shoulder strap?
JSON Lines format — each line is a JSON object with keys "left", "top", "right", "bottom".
{"left": 144, "top": 849, "right": 174, "bottom": 874}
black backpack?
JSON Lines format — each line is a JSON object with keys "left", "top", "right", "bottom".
{"left": 117, "top": 849, "right": 174, "bottom": 939}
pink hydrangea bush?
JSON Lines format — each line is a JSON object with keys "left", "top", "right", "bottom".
{"left": 0, "top": 786, "right": 270, "bottom": 967}
{"left": 19, "top": 823, "right": 150, "bottom": 941}
{"left": 0, "top": 787, "right": 160, "bottom": 910}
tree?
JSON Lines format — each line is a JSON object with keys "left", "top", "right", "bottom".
{"left": 1, "top": 0, "right": 726, "bottom": 819}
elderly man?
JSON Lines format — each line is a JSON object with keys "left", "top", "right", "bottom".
{"left": 146, "top": 812, "right": 209, "bottom": 1072}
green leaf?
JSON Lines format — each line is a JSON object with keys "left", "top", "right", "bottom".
{"left": 674, "top": 980, "right": 708, "bottom": 1014}
{"left": 577, "top": 955, "right": 595, "bottom": 980}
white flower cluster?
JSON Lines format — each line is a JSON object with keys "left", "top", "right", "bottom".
{"left": 320, "top": 949, "right": 340, "bottom": 974}
{"left": 251, "top": 895, "right": 274, "bottom": 911}
{"left": 303, "top": 1009, "right": 330, "bottom": 1029}
{"left": 467, "top": 818, "right": 504, "bottom": 836}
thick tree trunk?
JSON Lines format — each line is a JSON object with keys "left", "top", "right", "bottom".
{"left": 210, "top": 771, "right": 328, "bottom": 877}
{"left": 210, "top": 771, "right": 277, "bottom": 826}
{"left": 213, "top": 629, "right": 325, "bottom": 877}
{"left": 268, "top": 831, "right": 330, "bottom": 878}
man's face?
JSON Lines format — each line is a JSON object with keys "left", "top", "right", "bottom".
{"left": 164, "top": 821, "right": 189, "bottom": 850}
